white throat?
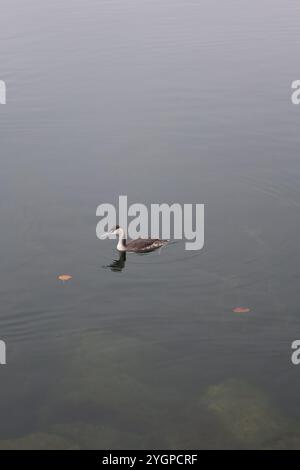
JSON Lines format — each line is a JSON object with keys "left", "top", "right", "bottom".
{"left": 117, "top": 228, "right": 127, "bottom": 251}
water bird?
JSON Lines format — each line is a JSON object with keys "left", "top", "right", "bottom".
{"left": 101, "top": 225, "right": 169, "bottom": 253}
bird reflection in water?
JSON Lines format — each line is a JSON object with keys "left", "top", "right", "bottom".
{"left": 106, "top": 252, "right": 127, "bottom": 272}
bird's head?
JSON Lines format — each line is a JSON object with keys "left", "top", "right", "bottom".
{"left": 109, "top": 225, "right": 122, "bottom": 236}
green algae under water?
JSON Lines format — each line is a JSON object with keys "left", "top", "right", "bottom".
{"left": 1, "top": 331, "right": 300, "bottom": 450}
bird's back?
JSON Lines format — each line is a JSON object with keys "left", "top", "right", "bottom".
{"left": 126, "top": 238, "right": 168, "bottom": 253}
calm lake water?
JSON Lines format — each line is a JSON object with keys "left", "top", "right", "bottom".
{"left": 1, "top": 0, "right": 300, "bottom": 449}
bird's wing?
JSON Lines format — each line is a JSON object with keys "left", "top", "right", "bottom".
{"left": 126, "top": 239, "right": 167, "bottom": 252}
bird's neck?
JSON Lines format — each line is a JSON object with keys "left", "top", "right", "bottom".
{"left": 117, "top": 230, "right": 127, "bottom": 251}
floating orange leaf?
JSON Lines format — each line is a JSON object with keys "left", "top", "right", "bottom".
{"left": 232, "top": 307, "right": 250, "bottom": 313}
{"left": 58, "top": 274, "right": 72, "bottom": 282}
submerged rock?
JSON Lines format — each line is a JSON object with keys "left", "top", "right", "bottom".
{"left": 50, "top": 423, "right": 147, "bottom": 450}
{"left": 0, "top": 422, "right": 148, "bottom": 450}
{"left": 39, "top": 330, "right": 180, "bottom": 448}
{"left": 263, "top": 433, "right": 300, "bottom": 450}
{"left": 163, "top": 404, "right": 241, "bottom": 450}
{"left": 57, "top": 332, "right": 165, "bottom": 420}
{"left": 0, "top": 432, "right": 78, "bottom": 450}
{"left": 201, "top": 379, "right": 288, "bottom": 448}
